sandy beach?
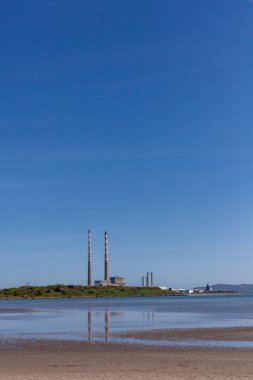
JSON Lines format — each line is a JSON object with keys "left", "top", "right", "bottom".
{"left": 1, "top": 328, "right": 253, "bottom": 380}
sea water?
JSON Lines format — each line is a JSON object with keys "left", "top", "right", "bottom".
{"left": 1, "top": 295, "right": 253, "bottom": 348}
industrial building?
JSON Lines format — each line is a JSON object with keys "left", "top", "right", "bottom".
{"left": 110, "top": 276, "right": 125, "bottom": 286}
{"left": 87, "top": 230, "right": 125, "bottom": 287}
{"left": 141, "top": 271, "right": 154, "bottom": 287}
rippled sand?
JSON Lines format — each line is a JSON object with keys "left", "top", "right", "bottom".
{"left": 1, "top": 329, "right": 253, "bottom": 380}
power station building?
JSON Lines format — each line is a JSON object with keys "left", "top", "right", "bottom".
{"left": 87, "top": 230, "right": 125, "bottom": 287}
{"left": 110, "top": 276, "right": 125, "bottom": 286}
{"left": 141, "top": 271, "right": 154, "bottom": 287}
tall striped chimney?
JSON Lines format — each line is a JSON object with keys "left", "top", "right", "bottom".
{"left": 88, "top": 229, "right": 92, "bottom": 286}
{"left": 104, "top": 231, "right": 109, "bottom": 283}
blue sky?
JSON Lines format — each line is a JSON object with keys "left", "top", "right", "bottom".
{"left": 1, "top": 0, "right": 253, "bottom": 288}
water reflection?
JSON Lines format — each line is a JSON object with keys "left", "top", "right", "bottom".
{"left": 105, "top": 310, "right": 109, "bottom": 344}
{"left": 85, "top": 310, "right": 253, "bottom": 349}
{"left": 88, "top": 311, "right": 92, "bottom": 344}
{"left": 85, "top": 311, "right": 253, "bottom": 350}
{"left": 87, "top": 311, "right": 110, "bottom": 343}
{"left": 3, "top": 295, "right": 253, "bottom": 344}
{"left": 87, "top": 310, "right": 155, "bottom": 344}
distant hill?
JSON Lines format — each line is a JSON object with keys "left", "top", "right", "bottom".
{"left": 194, "top": 284, "right": 253, "bottom": 294}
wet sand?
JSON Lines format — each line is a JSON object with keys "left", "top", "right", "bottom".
{"left": 116, "top": 326, "right": 253, "bottom": 341}
{"left": 1, "top": 328, "right": 253, "bottom": 380}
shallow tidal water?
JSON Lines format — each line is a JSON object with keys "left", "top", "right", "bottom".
{"left": 1, "top": 295, "right": 253, "bottom": 348}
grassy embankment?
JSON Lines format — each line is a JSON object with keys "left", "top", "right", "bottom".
{"left": 0, "top": 285, "right": 179, "bottom": 299}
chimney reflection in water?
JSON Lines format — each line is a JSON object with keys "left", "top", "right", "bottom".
{"left": 105, "top": 310, "right": 110, "bottom": 344}
{"left": 88, "top": 311, "right": 92, "bottom": 344}
{"left": 87, "top": 311, "right": 110, "bottom": 344}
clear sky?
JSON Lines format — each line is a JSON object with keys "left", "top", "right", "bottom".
{"left": 1, "top": 0, "right": 253, "bottom": 289}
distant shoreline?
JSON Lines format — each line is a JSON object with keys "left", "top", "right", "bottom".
{"left": 189, "top": 292, "right": 239, "bottom": 296}
{"left": 0, "top": 285, "right": 184, "bottom": 300}
{"left": 0, "top": 294, "right": 185, "bottom": 301}
{"left": 0, "top": 285, "right": 240, "bottom": 301}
